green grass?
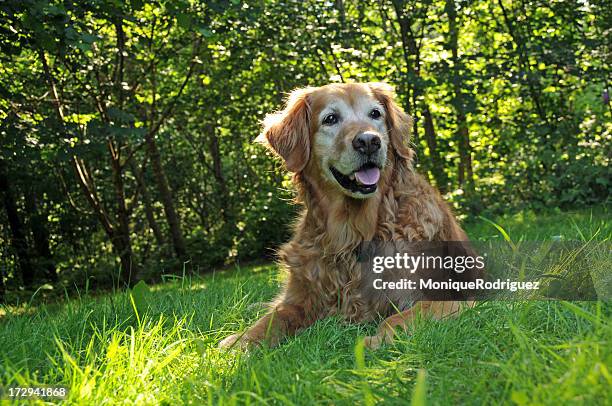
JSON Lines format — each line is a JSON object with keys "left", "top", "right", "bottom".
{"left": 0, "top": 206, "right": 610, "bottom": 404}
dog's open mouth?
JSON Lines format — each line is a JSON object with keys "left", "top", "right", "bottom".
{"left": 330, "top": 163, "right": 381, "bottom": 194}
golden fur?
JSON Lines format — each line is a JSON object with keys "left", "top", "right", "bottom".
{"left": 220, "top": 83, "right": 476, "bottom": 350}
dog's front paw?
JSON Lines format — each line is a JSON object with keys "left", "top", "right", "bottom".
{"left": 363, "top": 332, "right": 394, "bottom": 350}
{"left": 363, "top": 335, "right": 383, "bottom": 350}
{"left": 218, "top": 333, "right": 245, "bottom": 349}
{"left": 218, "top": 333, "right": 258, "bottom": 350}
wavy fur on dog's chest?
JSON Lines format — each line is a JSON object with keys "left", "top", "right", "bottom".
{"left": 275, "top": 171, "right": 464, "bottom": 324}
{"left": 281, "top": 253, "right": 387, "bottom": 323}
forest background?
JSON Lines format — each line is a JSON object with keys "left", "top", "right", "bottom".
{"left": 0, "top": 0, "right": 609, "bottom": 300}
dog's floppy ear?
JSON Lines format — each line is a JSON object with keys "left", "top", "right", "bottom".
{"left": 368, "top": 82, "right": 413, "bottom": 160}
{"left": 256, "top": 87, "right": 313, "bottom": 172}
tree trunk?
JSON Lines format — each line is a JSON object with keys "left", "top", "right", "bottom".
{"left": 145, "top": 132, "right": 187, "bottom": 261}
{"left": 39, "top": 50, "right": 137, "bottom": 286}
{"left": 0, "top": 159, "right": 34, "bottom": 287}
{"left": 0, "top": 264, "right": 5, "bottom": 302}
{"left": 391, "top": 0, "right": 415, "bottom": 117}
{"left": 390, "top": 0, "right": 430, "bottom": 152}
{"left": 446, "top": 0, "right": 474, "bottom": 190}
{"left": 141, "top": 38, "right": 202, "bottom": 264}
{"left": 335, "top": 0, "right": 346, "bottom": 27}
{"left": 109, "top": 142, "right": 135, "bottom": 284}
{"left": 423, "top": 106, "right": 448, "bottom": 192}
{"left": 496, "top": 0, "right": 549, "bottom": 125}
{"left": 208, "top": 125, "right": 229, "bottom": 222}
{"left": 24, "top": 189, "right": 57, "bottom": 282}
{"left": 130, "top": 159, "right": 165, "bottom": 247}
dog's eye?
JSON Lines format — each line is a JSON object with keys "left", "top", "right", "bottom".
{"left": 369, "top": 108, "right": 382, "bottom": 120}
{"left": 322, "top": 113, "right": 339, "bottom": 126}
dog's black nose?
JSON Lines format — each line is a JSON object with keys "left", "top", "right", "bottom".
{"left": 352, "top": 132, "right": 381, "bottom": 155}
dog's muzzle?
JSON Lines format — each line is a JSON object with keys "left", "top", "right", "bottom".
{"left": 330, "top": 162, "right": 381, "bottom": 195}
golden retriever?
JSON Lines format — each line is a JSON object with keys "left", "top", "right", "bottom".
{"left": 219, "top": 82, "right": 479, "bottom": 350}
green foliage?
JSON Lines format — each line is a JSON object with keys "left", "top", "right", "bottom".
{"left": 0, "top": 0, "right": 610, "bottom": 292}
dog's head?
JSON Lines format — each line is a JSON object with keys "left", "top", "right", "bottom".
{"left": 258, "top": 82, "right": 412, "bottom": 199}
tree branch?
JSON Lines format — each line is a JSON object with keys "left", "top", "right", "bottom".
{"left": 148, "top": 36, "right": 202, "bottom": 138}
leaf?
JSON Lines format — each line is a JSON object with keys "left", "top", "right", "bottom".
{"left": 107, "top": 108, "right": 135, "bottom": 124}
{"left": 176, "top": 13, "right": 192, "bottom": 29}
{"left": 130, "top": 280, "right": 150, "bottom": 316}
{"left": 109, "top": 126, "right": 147, "bottom": 142}
{"left": 411, "top": 369, "right": 427, "bottom": 406}
{"left": 198, "top": 27, "right": 214, "bottom": 37}
{"left": 354, "top": 338, "right": 374, "bottom": 406}
{"left": 479, "top": 216, "right": 516, "bottom": 251}
{"left": 354, "top": 337, "right": 366, "bottom": 369}
{"left": 80, "top": 33, "right": 99, "bottom": 44}
{"left": 75, "top": 43, "right": 91, "bottom": 52}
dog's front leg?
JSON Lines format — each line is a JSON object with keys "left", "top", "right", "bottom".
{"left": 218, "top": 303, "right": 312, "bottom": 349}
{"left": 363, "top": 300, "right": 473, "bottom": 349}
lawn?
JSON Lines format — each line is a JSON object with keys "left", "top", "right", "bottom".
{"left": 0, "top": 207, "right": 610, "bottom": 405}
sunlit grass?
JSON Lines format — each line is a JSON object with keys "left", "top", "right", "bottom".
{"left": 0, "top": 207, "right": 610, "bottom": 404}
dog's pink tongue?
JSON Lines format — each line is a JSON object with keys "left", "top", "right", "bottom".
{"left": 354, "top": 167, "right": 380, "bottom": 185}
